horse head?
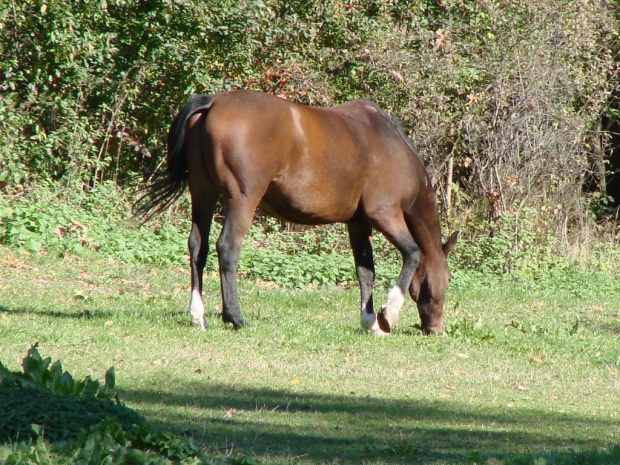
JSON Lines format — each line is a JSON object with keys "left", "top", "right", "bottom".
{"left": 410, "top": 231, "right": 459, "bottom": 334}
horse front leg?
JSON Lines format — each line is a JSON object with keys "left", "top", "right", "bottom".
{"left": 216, "top": 199, "right": 255, "bottom": 329}
{"left": 347, "top": 223, "right": 385, "bottom": 335}
{"left": 372, "top": 215, "right": 420, "bottom": 333}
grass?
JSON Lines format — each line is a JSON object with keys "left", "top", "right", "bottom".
{"left": 0, "top": 245, "right": 619, "bottom": 464}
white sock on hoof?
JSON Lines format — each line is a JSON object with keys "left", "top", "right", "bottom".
{"left": 188, "top": 289, "right": 207, "bottom": 329}
{"left": 385, "top": 286, "right": 405, "bottom": 317}
{"left": 361, "top": 311, "right": 389, "bottom": 336}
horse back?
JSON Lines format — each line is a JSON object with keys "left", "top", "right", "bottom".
{"left": 186, "top": 90, "right": 429, "bottom": 224}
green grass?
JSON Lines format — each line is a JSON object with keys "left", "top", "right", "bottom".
{"left": 0, "top": 245, "right": 619, "bottom": 464}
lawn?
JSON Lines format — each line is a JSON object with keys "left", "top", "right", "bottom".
{"left": 0, "top": 245, "right": 618, "bottom": 464}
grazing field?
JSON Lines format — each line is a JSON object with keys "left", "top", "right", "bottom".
{"left": 0, "top": 245, "right": 618, "bottom": 464}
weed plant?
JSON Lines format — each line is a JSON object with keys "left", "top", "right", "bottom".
{"left": 3, "top": 184, "right": 619, "bottom": 291}
{"left": 0, "top": 346, "right": 204, "bottom": 464}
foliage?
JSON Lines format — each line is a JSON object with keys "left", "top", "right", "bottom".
{"left": 242, "top": 219, "right": 355, "bottom": 287}
{"left": 372, "top": 0, "right": 619, "bottom": 230}
{"left": 1, "top": 0, "right": 619, "bottom": 240}
{"left": 4, "top": 183, "right": 620, "bottom": 291}
{"left": 0, "top": 344, "right": 140, "bottom": 444}
{"left": 449, "top": 209, "right": 573, "bottom": 280}
{"left": 0, "top": 0, "right": 393, "bottom": 187}
{"left": 0, "top": 184, "right": 363, "bottom": 286}
{"left": 0, "top": 346, "right": 204, "bottom": 464}
{"left": 0, "top": 181, "right": 190, "bottom": 266}
{"left": 68, "top": 417, "right": 204, "bottom": 465}
{"left": 3, "top": 417, "right": 206, "bottom": 465}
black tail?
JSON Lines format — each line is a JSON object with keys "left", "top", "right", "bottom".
{"left": 133, "top": 95, "right": 214, "bottom": 220}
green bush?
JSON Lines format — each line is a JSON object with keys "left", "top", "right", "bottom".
{"left": 5, "top": 183, "right": 620, "bottom": 289}
{"left": 449, "top": 209, "right": 572, "bottom": 280}
{"left": 0, "top": 345, "right": 204, "bottom": 464}
{"left": 0, "top": 344, "right": 140, "bottom": 444}
{"left": 2, "top": 0, "right": 619, "bottom": 272}
{"left": 0, "top": 182, "right": 191, "bottom": 265}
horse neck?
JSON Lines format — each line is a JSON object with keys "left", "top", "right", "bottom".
{"left": 412, "top": 181, "right": 446, "bottom": 262}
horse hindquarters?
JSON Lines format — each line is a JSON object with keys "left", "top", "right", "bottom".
{"left": 186, "top": 98, "right": 272, "bottom": 329}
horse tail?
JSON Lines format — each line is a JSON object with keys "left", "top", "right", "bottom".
{"left": 133, "top": 95, "right": 214, "bottom": 220}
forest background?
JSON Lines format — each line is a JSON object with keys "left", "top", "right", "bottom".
{"left": 2, "top": 0, "right": 620, "bottom": 281}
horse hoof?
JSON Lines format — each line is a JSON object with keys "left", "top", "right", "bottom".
{"left": 191, "top": 318, "right": 207, "bottom": 330}
{"left": 377, "top": 306, "right": 397, "bottom": 333}
{"left": 232, "top": 320, "right": 246, "bottom": 330}
{"left": 223, "top": 314, "right": 245, "bottom": 330}
{"left": 370, "top": 327, "right": 389, "bottom": 336}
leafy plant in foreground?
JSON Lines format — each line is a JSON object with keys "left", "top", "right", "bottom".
{"left": 445, "top": 316, "right": 495, "bottom": 342}
{"left": 0, "top": 345, "right": 205, "bottom": 464}
{"left": 0, "top": 344, "right": 140, "bottom": 444}
{"left": 0, "top": 343, "right": 116, "bottom": 400}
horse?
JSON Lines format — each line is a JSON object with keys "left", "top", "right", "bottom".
{"left": 134, "top": 90, "right": 458, "bottom": 335}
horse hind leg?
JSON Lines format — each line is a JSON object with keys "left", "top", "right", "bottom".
{"left": 216, "top": 196, "right": 258, "bottom": 329}
{"left": 347, "top": 223, "right": 385, "bottom": 335}
{"left": 188, "top": 194, "right": 217, "bottom": 329}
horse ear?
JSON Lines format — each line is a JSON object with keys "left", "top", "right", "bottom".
{"left": 442, "top": 231, "right": 459, "bottom": 256}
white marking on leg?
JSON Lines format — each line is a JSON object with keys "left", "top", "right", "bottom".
{"left": 361, "top": 308, "right": 388, "bottom": 336}
{"left": 386, "top": 286, "right": 405, "bottom": 316}
{"left": 188, "top": 289, "right": 207, "bottom": 329}
{"left": 378, "top": 286, "right": 405, "bottom": 332}
{"left": 361, "top": 309, "right": 377, "bottom": 329}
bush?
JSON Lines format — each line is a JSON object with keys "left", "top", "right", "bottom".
{"left": 0, "top": 181, "right": 191, "bottom": 265}
{"left": 449, "top": 209, "right": 573, "bottom": 280}
{"left": 0, "top": 345, "right": 204, "bottom": 464}
{"left": 2, "top": 0, "right": 618, "bottom": 234}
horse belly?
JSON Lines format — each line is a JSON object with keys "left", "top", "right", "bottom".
{"left": 259, "top": 174, "right": 360, "bottom": 225}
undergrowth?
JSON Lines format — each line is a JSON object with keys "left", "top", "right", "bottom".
{"left": 1, "top": 183, "right": 620, "bottom": 289}
{"left": 0, "top": 345, "right": 206, "bottom": 464}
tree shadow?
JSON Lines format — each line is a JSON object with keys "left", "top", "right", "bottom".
{"left": 0, "top": 386, "right": 143, "bottom": 445}
{"left": 0, "top": 304, "right": 108, "bottom": 320}
{"left": 596, "top": 322, "right": 620, "bottom": 337}
{"left": 0, "top": 303, "right": 197, "bottom": 329}
{"left": 119, "top": 382, "right": 620, "bottom": 463}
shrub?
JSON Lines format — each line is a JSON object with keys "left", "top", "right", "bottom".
{"left": 0, "top": 345, "right": 204, "bottom": 464}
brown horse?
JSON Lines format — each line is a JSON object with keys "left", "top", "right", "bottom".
{"left": 134, "top": 90, "right": 458, "bottom": 335}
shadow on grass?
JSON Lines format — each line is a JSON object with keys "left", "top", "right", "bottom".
{"left": 0, "top": 304, "right": 110, "bottom": 320}
{"left": 596, "top": 322, "right": 620, "bottom": 336}
{"left": 119, "top": 383, "right": 619, "bottom": 464}
{"left": 0, "top": 387, "right": 143, "bottom": 444}
{"left": 0, "top": 303, "right": 198, "bottom": 328}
